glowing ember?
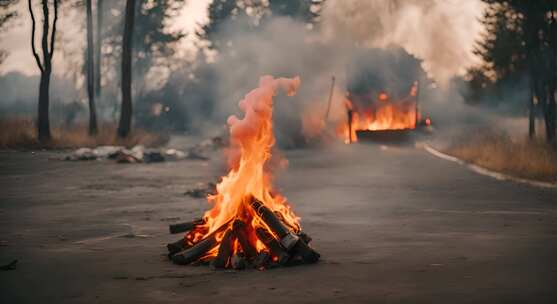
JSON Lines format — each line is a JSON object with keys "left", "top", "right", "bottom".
{"left": 170, "top": 75, "right": 319, "bottom": 269}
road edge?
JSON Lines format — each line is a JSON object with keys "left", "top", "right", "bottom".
{"left": 422, "top": 144, "right": 557, "bottom": 189}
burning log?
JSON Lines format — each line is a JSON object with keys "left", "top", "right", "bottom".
{"left": 253, "top": 251, "right": 271, "bottom": 270}
{"left": 249, "top": 198, "right": 299, "bottom": 251}
{"left": 298, "top": 232, "right": 312, "bottom": 244}
{"left": 169, "top": 218, "right": 204, "bottom": 234}
{"left": 250, "top": 197, "right": 320, "bottom": 264}
{"left": 166, "top": 238, "right": 187, "bottom": 258}
{"left": 291, "top": 237, "right": 320, "bottom": 264}
{"left": 255, "top": 227, "right": 290, "bottom": 265}
{"left": 347, "top": 109, "right": 354, "bottom": 144}
{"left": 171, "top": 220, "right": 231, "bottom": 265}
{"left": 231, "top": 254, "right": 247, "bottom": 270}
{"left": 210, "top": 229, "right": 236, "bottom": 269}
{"left": 171, "top": 235, "right": 217, "bottom": 265}
{"left": 233, "top": 220, "right": 257, "bottom": 259}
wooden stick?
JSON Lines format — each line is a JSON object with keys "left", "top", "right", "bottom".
{"left": 169, "top": 218, "right": 204, "bottom": 234}
{"left": 347, "top": 109, "right": 353, "bottom": 144}
{"left": 324, "top": 76, "right": 336, "bottom": 121}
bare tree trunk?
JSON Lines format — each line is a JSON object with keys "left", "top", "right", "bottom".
{"left": 529, "top": 81, "right": 536, "bottom": 139}
{"left": 38, "top": 71, "right": 51, "bottom": 140}
{"left": 86, "top": 0, "right": 97, "bottom": 135}
{"left": 94, "top": 0, "right": 103, "bottom": 96}
{"left": 547, "top": 8, "right": 557, "bottom": 146}
{"left": 29, "top": 0, "right": 58, "bottom": 142}
{"left": 547, "top": 90, "right": 556, "bottom": 145}
{"left": 118, "top": 0, "right": 136, "bottom": 138}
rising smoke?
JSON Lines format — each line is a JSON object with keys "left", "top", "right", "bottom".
{"left": 320, "top": 0, "right": 484, "bottom": 86}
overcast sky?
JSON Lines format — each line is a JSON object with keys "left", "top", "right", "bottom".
{"left": 0, "top": 0, "right": 212, "bottom": 76}
{"left": 0, "top": 0, "right": 483, "bottom": 84}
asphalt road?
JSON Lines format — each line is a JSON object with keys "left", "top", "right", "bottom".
{"left": 0, "top": 140, "right": 556, "bottom": 303}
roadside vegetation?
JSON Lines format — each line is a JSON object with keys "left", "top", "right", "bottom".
{"left": 445, "top": 129, "right": 557, "bottom": 182}
{"left": 0, "top": 117, "right": 168, "bottom": 150}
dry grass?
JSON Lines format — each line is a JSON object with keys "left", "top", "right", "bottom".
{"left": 445, "top": 130, "right": 557, "bottom": 182}
{"left": 0, "top": 117, "right": 168, "bottom": 150}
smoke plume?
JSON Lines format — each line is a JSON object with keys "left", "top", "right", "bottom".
{"left": 320, "top": 0, "right": 484, "bottom": 85}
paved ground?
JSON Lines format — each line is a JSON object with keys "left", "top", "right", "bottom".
{"left": 0, "top": 138, "right": 556, "bottom": 303}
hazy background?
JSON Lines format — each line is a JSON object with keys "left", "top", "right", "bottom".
{"left": 0, "top": 0, "right": 492, "bottom": 143}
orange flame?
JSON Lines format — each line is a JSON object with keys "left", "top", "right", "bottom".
{"left": 338, "top": 83, "right": 421, "bottom": 143}
{"left": 185, "top": 76, "right": 302, "bottom": 260}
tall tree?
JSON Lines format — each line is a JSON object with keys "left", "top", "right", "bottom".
{"left": 86, "top": 0, "right": 97, "bottom": 134}
{"left": 473, "top": 0, "right": 557, "bottom": 143}
{"left": 28, "top": 0, "right": 58, "bottom": 142}
{"left": 118, "top": 0, "right": 135, "bottom": 138}
{"left": 95, "top": 0, "right": 103, "bottom": 96}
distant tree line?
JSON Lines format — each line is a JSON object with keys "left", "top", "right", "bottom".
{"left": 468, "top": 0, "right": 557, "bottom": 144}
{"left": 1, "top": 0, "right": 325, "bottom": 143}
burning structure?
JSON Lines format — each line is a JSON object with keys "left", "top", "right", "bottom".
{"left": 166, "top": 76, "right": 319, "bottom": 269}
{"left": 339, "top": 48, "right": 432, "bottom": 143}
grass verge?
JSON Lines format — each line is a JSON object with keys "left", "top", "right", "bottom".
{"left": 0, "top": 118, "right": 168, "bottom": 150}
{"left": 444, "top": 130, "right": 557, "bottom": 182}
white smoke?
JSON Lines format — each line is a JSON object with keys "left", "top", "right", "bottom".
{"left": 320, "top": 0, "right": 484, "bottom": 85}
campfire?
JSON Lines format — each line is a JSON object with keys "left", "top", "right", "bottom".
{"left": 166, "top": 76, "right": 320, "bottom": 270}
{"left": 338, "top": 81, "right": 431, "bottom": 143}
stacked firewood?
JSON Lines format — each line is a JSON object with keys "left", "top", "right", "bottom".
{"left": 166, "top": 196, "right": 319, "bottom": 270}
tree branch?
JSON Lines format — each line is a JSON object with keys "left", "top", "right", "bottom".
{"left": 28, "top": 0, "right": 43, "bottom": 72}
{"left": 40, "top": 0, "right": 49, "bottom": 71}
{"left": 49, "top": 0, "right": 58, "bottom": 60}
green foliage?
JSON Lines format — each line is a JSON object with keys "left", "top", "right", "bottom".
{"left": 468, "top": 0, "right": 556, "bottom": 102}
{"left": 470, "top": 0, "right": 557, "bottom": 142}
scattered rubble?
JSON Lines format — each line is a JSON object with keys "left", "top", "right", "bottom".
{"left": 64, "top": 135, "right": 227, "bottom": 164}
{"left": 184, "top": 182, "right": 217, "bottom": 198}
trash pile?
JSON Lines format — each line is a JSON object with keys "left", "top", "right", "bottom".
{"left": 64, "top": 145, "right": 185, "bottom": 163}
{"left": 64, "top": 135, "right": 226, "bottom": 164}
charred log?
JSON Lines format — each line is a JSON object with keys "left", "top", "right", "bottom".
{"left": 253, "top": 251, "right": 271, "bottom": 270}
{"left": 231, "top": 253, "right": 247, "bottom": 270}
{"left": 233, "top": 220, "right": 257, "bottom": 259}
{"left": 166, "top": 238, "right": 187, "bottom": 258}
{"left": 169, "top": 218, "right": 204, "bottom": 234}
{"left": 255, "top": 227, "right": 290, "bottom": 265}
{"left": 298, "top": 232, "right": 312, "bottom": 244}
{"left": 171, "top": 235, "right": 216, "bottom": 265}
{"left": 291, "top": 238, "right": 320, "bottom": 264}
{"left": 249, "top": 197, "right": 299, "bottom": 251}
{"left": 210, "top": 229, "right": 235, "bottom": 269}
{"left": 250, "top": 197, "right": 320, "bottom": 264}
